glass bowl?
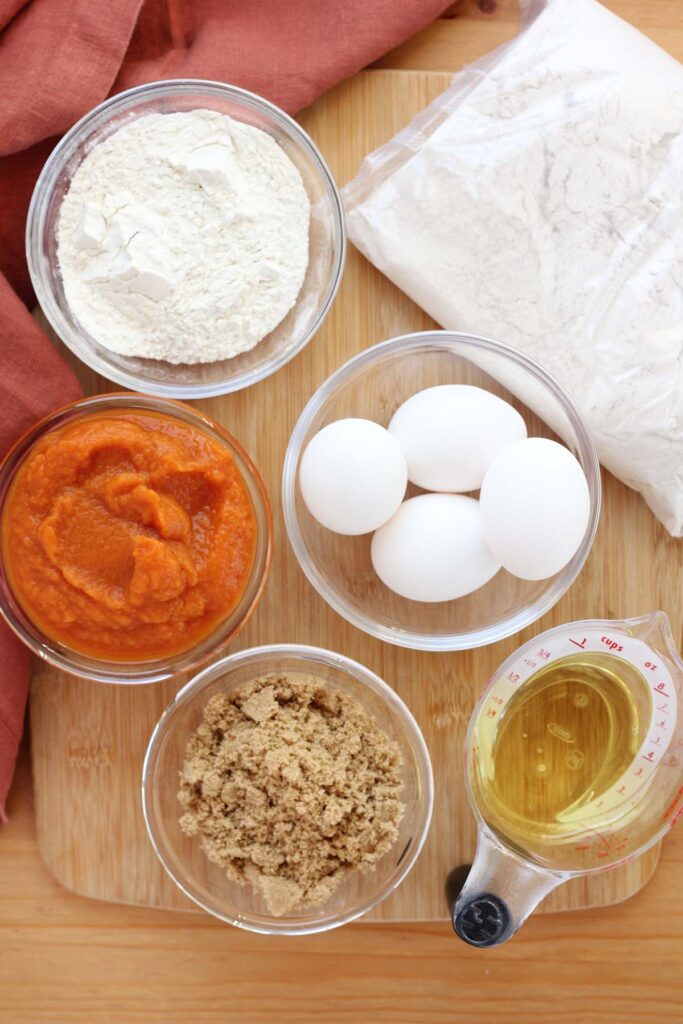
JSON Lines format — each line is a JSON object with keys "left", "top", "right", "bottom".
{"left": 142, "top": 644, "right": 434, "bottom": 934}
{"left": 26, "top": 79, "right": 346, "bottom": 398}
{"left": 0, "top": 394, "right": 272, "bottom": 683}
{"left": 282, "top": 330, "right": 601, "bottom": 652}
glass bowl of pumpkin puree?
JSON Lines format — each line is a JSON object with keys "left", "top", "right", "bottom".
{"left": 0, "top": 394, "right": 272, "bottom": 683}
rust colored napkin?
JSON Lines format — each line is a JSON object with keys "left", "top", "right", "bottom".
{"left": 0, "top": 278, "right": 82, "bottom": 820}
{"left": 0, "top": 0, "right": 449, "bottom": 817}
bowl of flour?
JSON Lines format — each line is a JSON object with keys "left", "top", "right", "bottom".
{"left": 27, "top": 80, "right": 346, "bottom": 397}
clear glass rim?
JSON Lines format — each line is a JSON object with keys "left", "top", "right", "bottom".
{"left": 141, "top": 642, "right": 435, "bottom": 934}
{"left": 282, "top": 329, "right": 602, "bottom": 652}
{"left": 0, "top": 393, "right": 273, "bottom": 683}
{"left": 26, "top": 78, "right": 347, "bottom": 399}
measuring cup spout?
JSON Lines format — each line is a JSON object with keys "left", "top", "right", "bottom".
{"left": 627, "top": 611, "right": 683, "bottom": 670}
{"left": 451, "top": 828, "right": 564, "bottom": 947}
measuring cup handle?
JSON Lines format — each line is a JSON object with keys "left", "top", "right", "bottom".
{"left": 449, "top": 828, "right": 565, "bottom": 947}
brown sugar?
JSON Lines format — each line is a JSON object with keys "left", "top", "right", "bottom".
{"left": 178, "top": 673, "right": 405, "bottom": 916}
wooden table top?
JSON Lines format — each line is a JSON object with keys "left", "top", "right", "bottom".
{"left": 2, "top": 3, "right": 682, "bottom": 1021}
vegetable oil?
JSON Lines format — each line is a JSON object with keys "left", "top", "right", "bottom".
{"left": 472, "top": 653, "right": 651, "bottom": 850}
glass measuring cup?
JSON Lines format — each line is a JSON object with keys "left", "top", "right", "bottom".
{"left": 452, "top": 612, "right": 683, "bottom": 947}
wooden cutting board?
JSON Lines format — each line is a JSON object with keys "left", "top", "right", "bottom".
{"left": 30, "top": 69, "right": 679, "bottom": 922}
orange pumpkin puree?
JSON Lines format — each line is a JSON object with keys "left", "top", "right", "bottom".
{"left": 1, "top": 410, "right": 256, "bottom": 660}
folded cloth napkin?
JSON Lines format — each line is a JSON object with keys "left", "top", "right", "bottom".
{"left": 0, "top": 0, "right": 449, "bottom": 817}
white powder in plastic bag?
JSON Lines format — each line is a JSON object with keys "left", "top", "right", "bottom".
{"left": 343, "top": 0, "right": 683, "bottom": 536}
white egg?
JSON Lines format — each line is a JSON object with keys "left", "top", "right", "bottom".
{"left": 371, "top": 493, "right": 500, "bottom": 602}
{"left": 480, "top": 438, "right": 591, "bottom": 581}
{"left": 299, "top": 418, "right": 407, "bottom": 535}
{"left": 388, "top": 384, "right": 527, "bottom": 492}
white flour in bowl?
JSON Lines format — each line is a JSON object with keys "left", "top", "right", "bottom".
{"left": 344, "top": 0, "right": 683, "bottom": 536}
{"left": 57, "top": 110, "right": 310, "bottom": 364}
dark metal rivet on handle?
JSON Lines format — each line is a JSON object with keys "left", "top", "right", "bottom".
{"left": 452, "top": 893, "right": 511, "bottom": 948}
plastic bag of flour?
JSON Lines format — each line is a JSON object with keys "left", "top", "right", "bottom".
{"left": 343, "top": 0, "right": 683, "bottom": 536}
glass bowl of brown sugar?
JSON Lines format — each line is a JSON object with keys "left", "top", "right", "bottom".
{"left": 142, "top": 643, "right": 434, "bottom": 934}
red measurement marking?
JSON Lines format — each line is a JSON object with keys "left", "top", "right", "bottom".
{"left": 657, "top": 704, "right": 669, "bottom": 714}
{"left": 574, "top": 844, "right": 592, "bottom": 852}
{"left": 660, "top": 787, "right": 683, "bottom": 824}
{"left": 671, "top": 805, "right": 683, "bottom": 829}
{"left": 633, "top": 767, "right": 644, "bottom": 778}
{"left": 524, "top": 658, "right": 537, "bottom": 668}
{"left": 508, "top": 672, "right": 520, "bottom": 683}
{"left": 643, "top": 751, "right": 656, "bottom": 762}
{"left": 655, "top": 683, "right": 672, "bottom": 697}
{"left": 569, "top": 637, "right": 587, "bottom": 648}
{"left": 485, "top": 708, "right": 497, "bottom": 719}
{"left": 617, "top": 786, "right": 626, "bottom": 795}
{"left": 645, "top": 661, "right": 657, "bottom": 671}
{"left": 537, "top": 648, "right": 551, "bottom": 660}
{"left": 597, "top": 850, "right": 610, "bottom": 859}
{"left": 656, "top": 720, "right": 667, "bottom": 730}
{"left": 491, "top": 696, "right": 503, "bottom": 706}
{"left": 652, "top": 735, "right": 662, "bottom": 746}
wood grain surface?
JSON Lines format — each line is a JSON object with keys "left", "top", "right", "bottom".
{"left": 30, "top": 64, "right": 675, "bottom": 922}
{"left": 2, "top": 2, "right": 683, "bottom": 1022}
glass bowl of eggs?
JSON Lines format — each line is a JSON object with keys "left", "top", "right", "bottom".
{"left": 282, "top": 330, "right": 601, "bottom": 652}
{"left": 26, "top": 79, "right": 345, "bottom": 398}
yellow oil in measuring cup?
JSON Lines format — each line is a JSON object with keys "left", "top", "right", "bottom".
{"left": 472, "top": 651, "right": 652, "bottom": 863}
{"left": 452, "top": 614, "right": 683, "bottom": 947}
